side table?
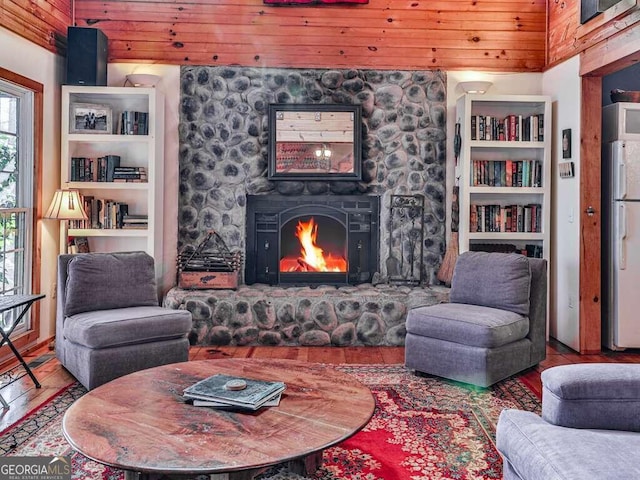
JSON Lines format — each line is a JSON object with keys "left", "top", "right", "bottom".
{"left": 0, "top": 293, "right": 45, "bottom": 408}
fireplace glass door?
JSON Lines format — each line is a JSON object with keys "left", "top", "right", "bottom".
{"left": 245, "top": 195, "right": 379, "bottom": 286}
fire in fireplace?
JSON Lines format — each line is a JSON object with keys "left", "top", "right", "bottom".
{"left": 279, "top": 217, "right": 348, "bottom": 273}
{"left": 245, "top": 195, "right": 379, "bottom": 286}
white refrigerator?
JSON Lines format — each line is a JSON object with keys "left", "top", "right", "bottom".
{"left": 603, "top": 140, "right": 640, "bottom": 350}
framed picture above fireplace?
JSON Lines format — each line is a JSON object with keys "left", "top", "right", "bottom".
{"left": 268, "top": 103, "right": 362, "bottom": 181}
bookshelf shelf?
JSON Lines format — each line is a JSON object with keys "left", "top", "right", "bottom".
{"left": 61, "top": 85, "right": 165, "bottom": 290}
{"left": 67, "top": 228, "right": 149, "bottom": 237}
{"left": 65, "top": 182, "right": 149, "bottom": 190}
{"left": 456, "top": 93, "right": 551, "bottom": 260}
{"left": 67, "top": 134, "right": 149, "bottom": 143}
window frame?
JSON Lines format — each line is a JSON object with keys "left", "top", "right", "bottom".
{"left": 0, "top": 67, "right": 43, "bottom": 362}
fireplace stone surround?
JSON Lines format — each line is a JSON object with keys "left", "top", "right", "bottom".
{"left": 170, "top": 66, "right": 449, "bottom": 346}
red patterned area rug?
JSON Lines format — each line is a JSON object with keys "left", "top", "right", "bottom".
{"left": 0, "top": 365, "right": 540, "bottom": 480}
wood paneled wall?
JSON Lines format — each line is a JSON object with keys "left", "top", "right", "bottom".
{"left": 1, "top": 0, "right": 71, "bottom": 53}
{"left": 70, "top": 0, "right": 547, "bottom": 71}
{"left": 547, "top": 0, "right": 640, "bottom": 70}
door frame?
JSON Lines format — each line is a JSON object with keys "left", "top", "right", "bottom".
{"left": 578, "top": 30, "right": 640, "bottom": 353}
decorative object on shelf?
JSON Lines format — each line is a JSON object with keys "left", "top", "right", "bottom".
{"left": 69, "top": 103, "right": 112, "bottom": 134}
{"left": 387, "top": 195, "right": 424, "bottom": 286}
{"left": 562, "top": 129, "right": 572, "bottom": 158}
{"left": 610, "top": 89, "right": 640, "bottom": 103}
{"left": 437, "top": 122, "right": 461, "bottom": 286}
{"left": 559, "top": 161, "right": 575, "bottom": 178}
{"left": 458, "top": 81, "right": 493, "bottom": 94}
{"left": 177, "top": 230, "right": 243, "bottom": 289}
{"left": 124, "top": 73, "right": 161, "bottom": 88}
{"left": 44, "top": 189, "right": 88, "bottom": 253}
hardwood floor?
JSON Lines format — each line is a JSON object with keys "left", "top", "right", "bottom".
{"left": 1, "top": 340, "right": 639, "bottom": 432}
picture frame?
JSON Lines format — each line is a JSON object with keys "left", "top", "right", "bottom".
{"left": 559, "top": 161, "right": 575, "bottom": 178}
{"left": 268, "top": 103, "right": 362, "bottom": 181}
{"left": 562, "top": 128, "right": 572, "bottom": 159}
{"left": 70, "top": 103, "right": 113, "bottom": 134}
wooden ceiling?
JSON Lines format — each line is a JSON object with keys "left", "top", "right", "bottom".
{"left": 70, "top": 0, "right": 547, "bottom": 70}
{"left": 3, "top": 0, "right": 547, "bottom": 71}
{"left": 2, "top": 0, "right": 639, "bottom": 73}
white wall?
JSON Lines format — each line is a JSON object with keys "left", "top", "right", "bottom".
{"left": 542, "top": 56, "right": 581, "bottom": 351}
{"left": 0, "top": 26, "right": 65, "bottom": 344}
{"left": 107, "top": 64, "right": 181, "bottom": 294}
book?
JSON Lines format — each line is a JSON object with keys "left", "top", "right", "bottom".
{"left": 183, "top": 374, "right": 286, "bottom": 410}
{"left": 191, "top": 392, "right": 282, "bottom": 410}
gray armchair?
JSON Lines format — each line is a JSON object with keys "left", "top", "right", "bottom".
{"left": 405, "top": 251, "right": 547, "bottom": 387}
{"left": 497, "top": 363, "right": 640, "bottom": 479}
{"left": 56, "top": 251, "right": 192, "bottom": 390}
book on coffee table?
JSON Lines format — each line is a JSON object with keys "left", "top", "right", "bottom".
{"left": 191, "top": 392, "right": 283, "bottom": 410}
{"left": 184, "top": 374, "right": 286, "bottom": 410}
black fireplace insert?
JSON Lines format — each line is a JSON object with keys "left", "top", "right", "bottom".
{"left": 245, "top": 195, "right": 379, "bottom": 286}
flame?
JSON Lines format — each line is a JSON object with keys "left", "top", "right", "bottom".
{"left": 280, "top": 217, "right": 347, "bottom": 272}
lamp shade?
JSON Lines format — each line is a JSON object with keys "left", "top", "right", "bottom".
{"left": 44, "top": 189, "right": 88, "bottom": 220}
{"left": 458, "top": 81, "right": 493, "bottom": 94}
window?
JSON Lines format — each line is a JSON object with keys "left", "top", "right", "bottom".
{"left": 0, "top": 78, "right": 35, "bottom": 334}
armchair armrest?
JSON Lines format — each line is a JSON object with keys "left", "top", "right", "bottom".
{"left": 542, "top": 363, "right": 640, "bottom": 432}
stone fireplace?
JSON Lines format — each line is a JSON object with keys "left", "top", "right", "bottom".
{"left": 245, "top": 194, "right": 379, "bottom": 286}
{"left": 169, "top": 66, "right": 450, "bottom": 346}
{"left": 178, "top": 66, "right": 446, "bottom": 284}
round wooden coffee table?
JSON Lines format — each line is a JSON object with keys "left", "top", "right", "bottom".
{"left": 62, "top": 358, "right": 375, "bottom": 480}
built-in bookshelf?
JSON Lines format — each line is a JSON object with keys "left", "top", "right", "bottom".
{"left": 456, "top": 94, "right": 551, "bottom": 259}
{"left": 60, "top": 85, "right": 164, "bottom": 285}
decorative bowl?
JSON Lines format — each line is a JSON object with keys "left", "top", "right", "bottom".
{"left": 610, "top": 89, "right": 640, "bottom": 103}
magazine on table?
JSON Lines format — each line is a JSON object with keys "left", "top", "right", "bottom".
{"left": 183, "top": 374, "right": 286, "bottom": 410}
{"left": 191, "top": 391, "right": 283, "bottom": 410}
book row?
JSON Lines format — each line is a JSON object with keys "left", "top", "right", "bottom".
{"left": 117, "top": 111, "right": 149, "bottom": 135}
{"left": 67, "top": 196, "right": 148, "bottom": 230}
{"left": 470, "top": 203, "right": 542, "bottom": 233}
{"left": 70, "top": 156, "right": 148, "bottom": 183}
{"left": 470, "top": 113, "right": 544, "bottom": 142}
{"left": 471, "top": 159, "right": 542, "bottom": 188}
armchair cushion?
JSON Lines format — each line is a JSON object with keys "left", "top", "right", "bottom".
{"left": 406, "top": 303, "right": 529, "bottom": 348}
{"left": 542, "top": 363, "right": 640, "bottom": 432}
{"left": 63, "top": 306, "right": 193, "bottom": 349}
{"left": 64, "top": 251, "right": 159, "bottom": 316}
{"left": 450, "top": 252, "right": 531, "bottom": 315}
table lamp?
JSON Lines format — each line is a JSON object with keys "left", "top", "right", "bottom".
{"left": 44, "top": 189, "right": 88, "bottom": 253}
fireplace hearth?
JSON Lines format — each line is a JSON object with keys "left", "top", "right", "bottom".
{"left": 246, "top": 195, "right": 379, "bottom": 286}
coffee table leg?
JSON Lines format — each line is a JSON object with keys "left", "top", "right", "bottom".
{"left": 124, "top": 468, "right": 266, "bottom": 480}
{"left": 286, "top": 450, "right": 323, "bottom": 476}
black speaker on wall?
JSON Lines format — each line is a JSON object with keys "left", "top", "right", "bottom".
{"left": 66, "top": 27, "right": 108, "bottom": 86}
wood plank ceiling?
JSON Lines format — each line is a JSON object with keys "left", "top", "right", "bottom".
{"left": 72, "top": 0, "right": 547, "bottom": 70}
{"left": 1, "top": 0, "right": 547, "bottom": 71}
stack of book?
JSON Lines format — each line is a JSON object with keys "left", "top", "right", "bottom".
{"left": 183, "top": 374, "right": 285, "bottom": 411}
{"left": 121, "top": 214, "right": 148, "bottom": 229}
{"left": 112, "top": 166, "right": 147, "bottom": 183}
